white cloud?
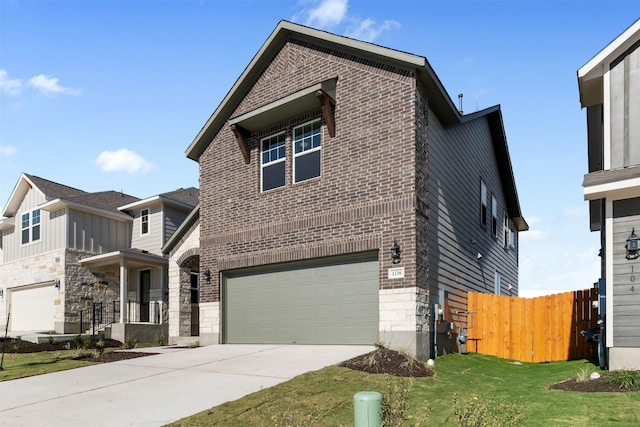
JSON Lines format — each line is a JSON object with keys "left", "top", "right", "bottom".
{"left": 28, "top": 74, "right": 81, "bottom": 95}
{"left": 0, "top": 146, "right": 18, "bottom": 157}
{"left": 0, "top": 70, "right": 22, "bottom": 96}
{"left": 345, "top": 18, "right": 400, "bottom": 43}
{"left": 96, "top": 149, "right": 153, "bottom": 175}
{"left": 298, "top": 0, "right": 348, "bottom": 28}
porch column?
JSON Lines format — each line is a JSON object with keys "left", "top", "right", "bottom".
{"left": 119, "top": 259, "right": 128, "bottom": 323}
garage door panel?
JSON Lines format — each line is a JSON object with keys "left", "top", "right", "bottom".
{"left": 11, "top": 285, "right": 56, "bottom": 332}
{"left": 224, "top": 256, "right": 379, "bottom": 344}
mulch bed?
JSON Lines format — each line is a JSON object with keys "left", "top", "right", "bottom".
{"left": 0, "top": 337, "right": 156, "bottom": 363}
{"left": 549, "top": 377, "right": 640, "bottom": 393}
{"left": 338, "top": 347, "right": 434, "bottom": 377}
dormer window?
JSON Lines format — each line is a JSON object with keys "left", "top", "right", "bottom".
{"left": 141, "top": 209, "right": 149, "bottom": 235}
{"left": 21, "top": 209, "right": 41, "bottom": 244}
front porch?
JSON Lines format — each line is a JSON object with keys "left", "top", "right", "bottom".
{"left": 78, "top": 249, "right": 169, "bottom": 343}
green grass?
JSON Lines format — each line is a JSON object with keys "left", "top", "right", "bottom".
{"left": 0, "top": 351, "right": 93, "bottom": 381}
{"left": 168, "top": 353, "right": 640, "bottom": 427}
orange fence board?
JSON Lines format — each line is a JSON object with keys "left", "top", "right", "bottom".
{"left": 467, "top": 289, "right": 598, "bottom": 363}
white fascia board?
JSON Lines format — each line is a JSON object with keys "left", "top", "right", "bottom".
{"left": 1, "top": 173, "right": 45, "bottom": 217}
{"left": 118, "top": 196, "right": 161, "bottom": 211}
{"left": 583, "top": 177, "right": 640, "bottom": 200}
{"left": 578, "top": 19, "right": 640, "bottom": 79}
{"left": 40, "top": 199, "right": 133, "bottom": 222}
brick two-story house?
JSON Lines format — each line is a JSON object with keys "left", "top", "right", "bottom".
{"left": 167, "top": 21, "right": 527, "bottom": 358}
{"left": 578, "top": 18, "right": 640, "bottom": 370}
{"left": 0, "top": 173, "right": 198, "bottom": 342}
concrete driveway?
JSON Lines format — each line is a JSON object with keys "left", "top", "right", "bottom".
{"left": 0, "top": 344, "right": 373, "bottom": 426}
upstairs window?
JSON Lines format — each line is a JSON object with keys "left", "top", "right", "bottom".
{"left": 509, "top": 228, "right": 517, "bottom": 249}
{"left": 261, "top": 132, "right": 286, "bottom": 192}
{"left": 141, "top": 209, "right": 149, "bottom": 235}
{"left": 293, "top": 120, "right": 321, "bottom": 183}
{"left": 21, "top": 209, "right": 41, "bottom": 244}
{"left": 491, "top": 196, "right": 498, "bottom": 238}
{"left": 503, "top": 214, "right": 509, "bottom": 248}
{"left": 480, "top": 180, "right": 488, "bottom": 227}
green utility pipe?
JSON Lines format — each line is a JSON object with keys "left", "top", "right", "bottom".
{"left": 353, "top": 391, "right": 382, "bottom": 427}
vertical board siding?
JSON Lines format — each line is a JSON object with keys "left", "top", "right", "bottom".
{"left": 612, "top": 197, "right": 640, "bottom": 347}
{"left": 467, "top": 289, "right": 598, "bottom": 362}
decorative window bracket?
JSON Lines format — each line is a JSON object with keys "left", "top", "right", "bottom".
{"left": 316, "top": 89, "right": 336, "bottom": 138}
{"left": 231, "top": 124, "right": 251, "bottom": 164}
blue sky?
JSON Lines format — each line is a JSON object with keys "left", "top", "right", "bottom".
{"left": 1, "top": 0, "right": 638, "bottom": 296}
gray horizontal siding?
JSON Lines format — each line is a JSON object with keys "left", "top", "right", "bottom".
{"left": 426, "top": 107, "right": 519, "bottom": 316}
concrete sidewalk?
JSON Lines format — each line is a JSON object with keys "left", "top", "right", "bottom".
{"left": 0, "top": 344, "right": 373, "bottom": 426}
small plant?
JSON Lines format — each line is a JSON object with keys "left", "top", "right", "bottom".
{"left": 606, "top": 369, "right": 640, "bottom": 390}
{"left": 155, "top": 331, "right": 167, "bottom": 346}
{"left": 72, "top": 334, "right": 93, "bottom": 350}
{"left": 448, "top": 393, "right": 527, "bottom": 427}
{"left": 48, "top": 335, "right": 54, "bottom": 345}
{"left": 381, "top": 374, "right": 417, "bottom": 427}
{"left": 365, "top": 352, "right": 379, "bottom": 370}
{"left": 123, "top": 336, "right": 139, "bottom": 349}
{"left": 374, "top": 340, "right": 387, "bottom": 350}
{"left": 575, "top": 366, "right": 593, "bottom": 383}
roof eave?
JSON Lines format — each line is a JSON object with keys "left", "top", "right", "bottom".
{"left": 40, "top": 199, "right": 133, "bottom": 221}
{"left": 185, "top": 20, "right": 461, "bottom": 161}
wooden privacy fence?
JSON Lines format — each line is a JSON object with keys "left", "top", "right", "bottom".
{"left": 466, "top": 289, "right": 598, "bottom": 363}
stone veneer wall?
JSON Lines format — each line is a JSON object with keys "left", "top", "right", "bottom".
{"left": 167, "top": 222, "right": 200, "bottom": 343}
{"left": 0, "top": 249, "right": 66, "bottom": 332}
{"left": 63, "top": 250, "right": 119, "bottom": 333}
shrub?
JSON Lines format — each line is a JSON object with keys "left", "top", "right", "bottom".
{"left": 575, "top": 366, "right": 593, "bottom": 383}
{"left": 448, "top": 393, "right": 527, "bottom": 427}
{"left": 381, "top": 374, "right": 429, "bottom": 427}
{"left": 606, "top": 369, "right": 640, "bottom": 390}
{"left": 123, "top": 336, "right": 139, "bottom": 349}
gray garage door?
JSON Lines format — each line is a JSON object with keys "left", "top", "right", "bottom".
{"left": 223, "top": 254, "right": 379, "bottom": 344}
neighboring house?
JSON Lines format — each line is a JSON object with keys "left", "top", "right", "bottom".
{"left": 578, "top": 19, "right": 640, "bottom": 370}
{"left": 167, "top": 21, "right": 527, "bottom": 359}
{"left": 0, "top": 173, "right": 198, "bottom": 342}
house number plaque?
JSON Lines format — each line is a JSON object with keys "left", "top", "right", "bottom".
{"left": 388, "top": 267, "right": 405, "bottom": 279}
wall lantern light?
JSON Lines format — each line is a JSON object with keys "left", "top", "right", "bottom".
{"left": 54, "top": 279, "right": 61, "bottom": 289}
{"left": 203, "top": 269, "right": 212, "bottom": 283}
{"left": 0, "top": 288, "right": 3, "bottom": 298}
{"left": 626, "top": 228, "right": 639, "bottom": 260}
{"left": 390, "top": 240, "right": 402, "bottom": 264}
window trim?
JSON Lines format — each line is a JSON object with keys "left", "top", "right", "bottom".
{"left": 480, "top": 180, "right": 488, "bottom": 228}
{"left": 260, "top": 131, "right": 287, "bottom": 192}
{"left": 141, "top": 208, "right": 150, "bottom": 236}
{"left": 491, "top": 195, "right": 498, "bottom": 238}
{"left": 21, "top": 209, "right": 41, "bottom": 245}
{"left": 293, "top": 119, "right": 322, "bottom": 184}
{"left": 495, "top": 271, "right": 502, "bottom": 295}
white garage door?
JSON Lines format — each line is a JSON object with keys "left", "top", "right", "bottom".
{"left": 223, "top": 254, "right": 379, "bottom": 344}
{"left": 10, "top": 285, "right": 56, "bottom": 332}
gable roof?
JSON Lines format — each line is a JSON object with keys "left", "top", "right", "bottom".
{"left": 1, "top": 173, "right": 139, "bottom": 221}
{"left": 185, "top": 20, "right": 460, "bottom": 162}
{"left": 185, "top": 20, "right": 526, "bottom": 231}
{"left": 578, "top": 18, "right": 640, "bottom": 107}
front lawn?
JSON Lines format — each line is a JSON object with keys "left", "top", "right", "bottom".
{"left": 169, "top": 353, "right": 640, "bottom": 426}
